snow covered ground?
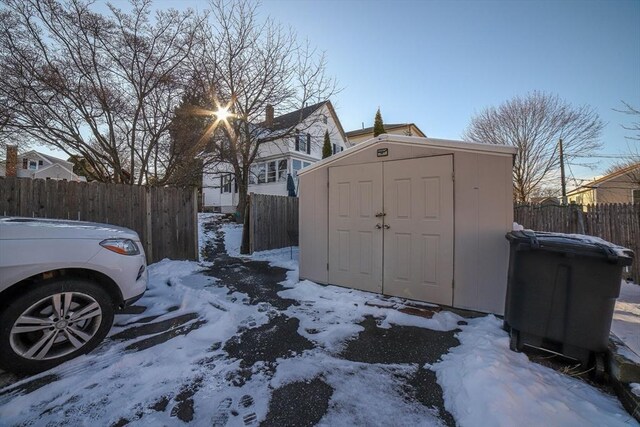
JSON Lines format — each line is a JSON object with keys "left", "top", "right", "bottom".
{"left": 0, "top": 215, "right": 636, "bottom": 426}
{"left": 612, "top": 281, "right": 640, "bottom": 362}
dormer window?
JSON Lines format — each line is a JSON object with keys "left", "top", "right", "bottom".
{"left": 28, "top": 160, "right": 37, "bottom": 170}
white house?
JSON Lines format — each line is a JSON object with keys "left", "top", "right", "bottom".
{"left": 0, "top": 146, "right": 86, "bottom": 182}
{"left": 202, "top": 101, "right": 349, "bottom": 213}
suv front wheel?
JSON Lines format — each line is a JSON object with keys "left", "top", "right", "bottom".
{"left": 0, "top": 278, "right": 115, "bottom": 374}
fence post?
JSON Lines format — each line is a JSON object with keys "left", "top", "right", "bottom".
{"left": 193, "top": 187, "right": 199, "bottom": 261}
{"left": 145, "top": 186, "right": 153, "bottom": 263}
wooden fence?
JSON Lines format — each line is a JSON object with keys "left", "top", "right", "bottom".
{"left": 0, "top": 177, "right": 198, "bottom": 264}
{"left": 249, "top": 193, "right": 298, "bottom": 253}
{"left": 514, "top": 203, "right": 639, "bottom": 281}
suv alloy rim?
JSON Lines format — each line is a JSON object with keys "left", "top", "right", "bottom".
{"left": 9, "top": 292, "right": 103, "bottom": 361}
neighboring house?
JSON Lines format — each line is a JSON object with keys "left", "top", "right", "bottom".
{"left": 567, "top": 162, "right": 640, "bottom": 205}
{"left": 346, "top": 123, "right": 426, "bottom": 145}
{"left": 202, "top": 101, "right": 349, "bottom": 213}
{"left": 530, "top": 196, "right": 560, "bottom": 206}
{"left": 0, "top": 146, "right": 86, "bottom": 182}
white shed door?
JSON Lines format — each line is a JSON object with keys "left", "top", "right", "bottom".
{"left": 328, "top": 163, "right": 383, "bottom": 293}
{"left": 328, "top": 156, "right": 453, "bottom": 305}
{"left": 383, "top": 156, "right": 454, "bottom": 305}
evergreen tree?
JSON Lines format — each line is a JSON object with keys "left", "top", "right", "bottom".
{"left": 373, "top": 107, "right": 386, "bottom": 137}
{"left": 322, "top": 130, "right": 332, "bottom": 158}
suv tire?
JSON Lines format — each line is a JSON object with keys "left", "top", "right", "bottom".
{"left": 0, "top": 278, "right": 115, "bottom": 374}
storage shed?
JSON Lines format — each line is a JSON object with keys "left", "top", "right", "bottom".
{"left": 298, "top": 134, "right": 517, "bottom": 315}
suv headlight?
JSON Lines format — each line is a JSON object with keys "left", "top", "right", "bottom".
{"left": 100, "top": 239, "right": 140, "bottom": 256}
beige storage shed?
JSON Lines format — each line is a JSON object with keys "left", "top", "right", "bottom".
{"left": 298, "top": 134, "right": 517, "bottom": 315}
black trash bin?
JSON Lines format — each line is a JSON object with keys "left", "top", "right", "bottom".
{"left": 504, "top": 230, "right": 634, "bottom": 377}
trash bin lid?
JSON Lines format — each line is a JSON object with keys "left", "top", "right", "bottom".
{"left": 506, "top": 230, "right": 634, "bottom": 265}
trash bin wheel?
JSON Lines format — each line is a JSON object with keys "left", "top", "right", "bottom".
{"left": 509, "top": 329, "right": 523, "bottom": 352}
{"left": 589, "top": 353, "right": 606, "bottom": 383}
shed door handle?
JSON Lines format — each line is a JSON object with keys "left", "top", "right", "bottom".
{"left": 375, "top": 223, "right": 382, "bottom": 229}
{"left": 383, "top": 224, "right": 390, "bottom": 229}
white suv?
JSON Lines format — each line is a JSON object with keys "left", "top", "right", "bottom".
{"left": 0, "top": 217, "right": 147, "bottom": 373}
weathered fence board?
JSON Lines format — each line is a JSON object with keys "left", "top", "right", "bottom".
{"left": 514, "top": 203, "right": 639, "bottom": 282}
{"left": 0, "top": 177, "right": 197, "bottom": 264}
{"left": 249, "top": 193, "right": 299, "bottom": 253}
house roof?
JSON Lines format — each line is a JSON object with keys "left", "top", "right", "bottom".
{"left": 346, "top": 123, "right": 426, "bottom": 138}
{"left": 269, "top": 101, "right": 326, "bottom": 131}
{"left": 298, "top": 134, "right": 518, "bottom": 176}
{"left": 260, "top": 100, "right": 348, "bottom": 144}
{"left": 18, "top": 150, "right": 73, "bottom": 168}
{"left": 567, "top": 162, "right": 640, "bottom": 195}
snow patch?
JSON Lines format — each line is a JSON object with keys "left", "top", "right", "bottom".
{"left": 221, "top": 222, "right": 243, "bottom": 257}
{"left": 611, "top": 281, "right": 640, "bottom": 361}
{"left": 432, "top": 315, "right": 636, "bottom": 427}
{"left": 272, "top": 354, "right": 445, "bottom": 426}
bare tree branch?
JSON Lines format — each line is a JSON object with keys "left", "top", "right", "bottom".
{"left": 463, "top": 91, "right": 604, "bottom": 202}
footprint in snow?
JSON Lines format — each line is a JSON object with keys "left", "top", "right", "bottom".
{"left": 210, "top": 394, "right": 257, "bottom": 426}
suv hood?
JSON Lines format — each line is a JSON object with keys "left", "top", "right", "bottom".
{"left": 0, "top": 217, "right": 140, "bottom": 241}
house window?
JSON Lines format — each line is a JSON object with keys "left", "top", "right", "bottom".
{"left": 322, "top": 115, "right": 328, "bottom": 124}
{"left": 292, "top": 160, "right": 311, "bottom": 177}
{"left": 28, "top": 160, "right": 37, "bottom": 170}
{"left": 296, "top": 133, "right": 311, "bottom": 154}
{"left": 221, "top": 175, "right": 233, "bottom": 193}
{"left": 332, "top": 143, "right": 337, "bottom": 154}
{"left": 267, "top": 161, "right": 277, "bottom": 183}
{"left": 633, "top": 189, "right": 640, "bottom": 204}
{"left": 575, "top": 195, "right": 583, "bottom": 205}
{"left": 257, "top": 163, "right": 266, "bottom": 184}
{"left": 220, "top": 174, "right": 238, "bottom": 193}
{"left": 296, "top": 134, "right": 307, "bottom": 153}
{"left": 22, "top": 158, "right": 28, "bottom": 169}
{"left": 292, "top": 159, "right": 302, "bottom": 177}
{"left": 38, "top": 160, "right": 44, "bottom": 166}
{"left": 278, "top": 159, "right": 287, "bottom": 182}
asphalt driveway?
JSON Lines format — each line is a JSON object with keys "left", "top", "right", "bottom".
{"left": 0, "top": 216, "right": 465, "bottom": 426}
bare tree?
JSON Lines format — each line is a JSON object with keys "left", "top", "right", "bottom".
{"left": 0, "top": 0, "right": 203, "bottom": 184}
{"left": 615, "top": 101, "right": 640, "bottom": 141}
{"left": 464, "top": 91, "right": 604, "bottom": 202}
{"left": 189, "top": 0, "right": 339, "bottom": 220}
{"left": 604, "top": 102, "right": 640, "bottom": 184}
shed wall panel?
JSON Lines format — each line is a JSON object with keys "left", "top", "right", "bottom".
{"left": 299, "top": 169, "right": 329, "bottom": 284}
{"left": 453, "top": 152, "right": 512, "bottom": 314}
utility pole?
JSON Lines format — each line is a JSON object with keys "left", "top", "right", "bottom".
{"left": 559, "top": 138, "right": 567, "bottom": 205}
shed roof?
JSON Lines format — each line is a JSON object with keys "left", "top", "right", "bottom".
{"left": 298, "top": 134, "right": 518, "bottom": 176}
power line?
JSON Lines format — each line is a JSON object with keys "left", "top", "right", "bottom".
{"left": 571, "top": 154, "right": 639, "bottom": 159}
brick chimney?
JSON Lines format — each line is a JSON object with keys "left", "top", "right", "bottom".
{"left": 5, "top": 145, "right": 17, "bottom": 177}
{"left": 265, "top": 104, "right": 274, "bottom": 128}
